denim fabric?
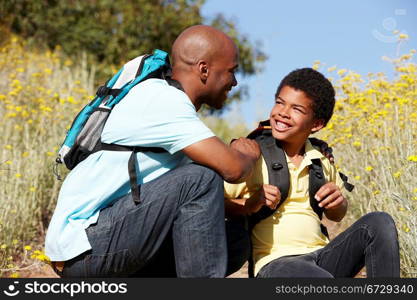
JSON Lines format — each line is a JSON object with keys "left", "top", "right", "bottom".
{"left": 60, "top": 163, "right": 227, "bottom": 278}
{"left": 224, "top": 217, "right": 251, "bottom": 276}
{"left": 128, "top": 217, "right": 251, "bottom": 277}
{"left": 257, "top": 212, "right": 400, "bottom": 278}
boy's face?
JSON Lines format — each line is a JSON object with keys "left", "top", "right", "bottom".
{"left": 270, "top": 85, "right": 324, "bottom": 145}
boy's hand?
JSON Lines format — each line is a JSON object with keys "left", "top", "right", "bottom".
{"left": 230, "top": 138, "right": 261, "bottom": 162}
{"left": 246, "top": 184, "right": 281, "bottom": 214}
{"left": 314, "top": 182, "right": 345, "bottom": 209}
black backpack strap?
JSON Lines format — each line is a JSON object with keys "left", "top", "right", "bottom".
{"left": 101, "top": 143, "right": 166, "bottom": 204}
{"left": 338, "top": 172, "right": 354, "bottom": 192}
{"left": 100, "top": 143, "right": 166, "bottom": 153}
{"left": 96, "top": 86, "right": 122, "bottom": 98}
{"left": 309, "top": 158, "right": 328, "bottom": 237}
{"left": 128, "top": 151, "right": 141, "bottom": 204}
{"left": 165, "top": 77, "right": 184, "bottom": 92}
{"left": 248, "top": 135, "right": 290, "bottom": 227}
{"left": 308, "top": 158, "right": 326, "bottom": 219}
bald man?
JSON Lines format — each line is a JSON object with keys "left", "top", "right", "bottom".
{"left": 45, "top": 25, "right": 259, "bottom": 278}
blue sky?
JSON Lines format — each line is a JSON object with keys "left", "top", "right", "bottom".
{"left": 202, "top": 0, "right": 417, "bottom": 127}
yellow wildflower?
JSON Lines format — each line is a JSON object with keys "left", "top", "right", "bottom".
{"left": 365, "top": 166, "right": 373, "bottom": 172}
{"left": 337, "top": 69, "right": 347, "bottom": 76}
{"left": 407, "top": 155, "right": 417, "bottom": 162}
{"left": 327, "top": 66, "right": 337, "bottom": 72}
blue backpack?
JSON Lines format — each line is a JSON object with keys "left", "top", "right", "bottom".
{"left": 55, "top": 49, "right": 176, "bottom": 203}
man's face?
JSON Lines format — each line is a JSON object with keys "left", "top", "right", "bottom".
{"left": 205, "top": 46, "right": 238, "bottom": 109}
{"left": 270, "top": 85, "right": 324, "bottom": 145}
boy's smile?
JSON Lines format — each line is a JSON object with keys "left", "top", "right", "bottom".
{"left": 270, "top": 85, "right": 324, "bottom": 150}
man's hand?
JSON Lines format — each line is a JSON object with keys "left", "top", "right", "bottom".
{"left": 246, "top": 184, "right": 281, "bottom": 214}
{"left": 230, "top": 138, "right": 261, "bottom": 162}
{"left": 315, "top": 182, "right": 347, "bottom": 222}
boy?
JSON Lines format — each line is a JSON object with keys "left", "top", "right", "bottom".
{"left": 224, "top": 68, "right": 400, "bottom": 277}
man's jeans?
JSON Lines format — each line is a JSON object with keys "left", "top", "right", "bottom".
{"left": 257, "top": 212, "right": 400, "bottom": 278}
{"left": 60, "top": 163, "right": 227, "bottom": 278}
{"left": 129, "top": 216, "right": 250, "bottom": 277}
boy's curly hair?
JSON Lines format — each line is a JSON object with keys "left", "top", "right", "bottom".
{"left": 275, "top": 68, "right": 335, "bottom": 125}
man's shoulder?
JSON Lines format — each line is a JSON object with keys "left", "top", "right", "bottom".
{"left": 141, "top": 78, "right": 186, "bottom": 97}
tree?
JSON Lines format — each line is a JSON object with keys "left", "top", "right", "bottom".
{"left": 0, "top": 0, "right": 266, "bottom": 112}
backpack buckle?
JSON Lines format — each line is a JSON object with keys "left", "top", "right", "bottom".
{"left": 96, "top": 86, "right": 110, "bottom": 97}
{"left": 272, "top": 162, "right": 283, "bottom": 170}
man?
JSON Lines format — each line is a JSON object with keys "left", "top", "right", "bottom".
{"left": 45, "top": 25, "right": 260, "bottom": 278}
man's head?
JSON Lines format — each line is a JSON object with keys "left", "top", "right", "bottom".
{"left": 171, "top": 25, "right": 238, "bottom": 110}
{"left": 270, "top": 68, "right": 335, "bottom": 145}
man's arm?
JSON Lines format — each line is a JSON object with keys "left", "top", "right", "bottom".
{"left": 182, "top": 137, "right": 260, "bottom": 182}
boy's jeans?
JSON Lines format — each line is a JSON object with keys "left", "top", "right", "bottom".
{"left": 60, "top": 163, "right": 227, "bottom": 278}
{"left": 257, "top": 212, "right": 400, "bottom": 278}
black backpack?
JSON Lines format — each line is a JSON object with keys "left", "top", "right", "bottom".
{"left": 245, "top": 120, "right": 354, "bottom": 276}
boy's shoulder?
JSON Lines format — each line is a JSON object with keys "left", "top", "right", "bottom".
{"left": 306, "top": 140, "right": 335, "bottom": 173}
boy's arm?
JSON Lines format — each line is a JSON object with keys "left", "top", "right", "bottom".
{"left": 315, "top": 182, "right": 348, "bottom": 222}
{"left": 225, "top": 185, "right": 281, "bottom": 218}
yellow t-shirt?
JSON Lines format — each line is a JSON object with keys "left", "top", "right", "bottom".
{"left": 224, "top": 139, "right": 345, "bottom": 275}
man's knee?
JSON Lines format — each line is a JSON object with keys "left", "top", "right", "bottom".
{"left": 181, "top": 163, "right": 222, "bottom": 186}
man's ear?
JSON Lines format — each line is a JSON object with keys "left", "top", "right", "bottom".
{"left": 197, "top": 60, "right": 209, "bottom": 83}
{"left": 311, "top": 119, "right": 325, "bottom": 133}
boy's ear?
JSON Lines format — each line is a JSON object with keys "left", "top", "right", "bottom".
{"left": 311, "top": 119, "right": 325, "bottom": 133}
